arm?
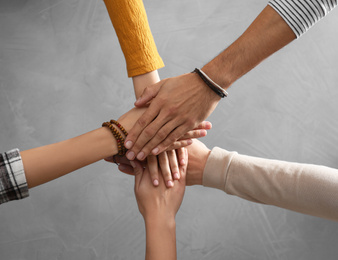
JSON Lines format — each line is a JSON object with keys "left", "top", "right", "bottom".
{"left": 133, "top": 149, "right": 187, "bottom": 260}
{"left": 103, "top": 0, "right": 164, "bottom": 78}
{"left": 185, "top": 140, "right": 338, "bottom": 222}
{"left": 125, "top": 1, "right": 337, "bottom": 160}
{"left": 18, "top": 107, "right": 146, "bottom": 190}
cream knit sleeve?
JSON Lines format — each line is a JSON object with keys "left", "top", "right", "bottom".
{"left": 203, "top": 147, "right": 338, "bottom": 221}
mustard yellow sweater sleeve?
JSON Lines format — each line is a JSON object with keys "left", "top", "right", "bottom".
{"left": 104, "top": 0, "right": 164, "bottom": 77}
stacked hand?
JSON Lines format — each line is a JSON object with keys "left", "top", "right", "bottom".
{"left": 124, "top": 73, "right": 221, "bottom": 161}
{"left": 109, "top": 107, "right": 212, "bottom": 187}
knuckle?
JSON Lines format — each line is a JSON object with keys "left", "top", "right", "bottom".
{"left": 168, "top": 133, "right": 180, "bottom": 143}
{"left": 144, "top": 127, "right": 155, "bottom": 139}
{"left": 163, "top": 171, "right": 171, "bottom": 180}
{"left": 137, "top": 117, "right": 148, "bottom": 128}
{"left": 156, "top": 129, "right": 168, "bottom": 141}
{"left": 185, "top": 118, "right": 196, "bottom": 128}
{"left": 167, "top": 106, "right": 178, "bottom": 116}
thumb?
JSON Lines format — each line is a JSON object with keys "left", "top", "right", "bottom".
{"left": 134, "top": 80, "right": 165, "bottom": 107}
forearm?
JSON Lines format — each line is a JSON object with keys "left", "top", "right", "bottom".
{"left": 202, "top": 5, "right": 295, "bottom": 90}
{"left": 203, "top": 147, "right": 338, "bottom": 221}
{"left": 144, "top": 215, "right": 177, "bottom": 260}
{"left": 21, "top": 127, "right": 117, "bottom": 188}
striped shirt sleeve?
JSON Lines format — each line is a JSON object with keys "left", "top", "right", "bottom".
{"left": 268, "top": 0, "right": 337, "bottom": 38}
{"left": 0, "top": 149, "right": 29, "bottom": 205}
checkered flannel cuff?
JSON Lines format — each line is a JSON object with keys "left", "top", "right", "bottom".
{"left": 0, "top": 149, "right": 29, "bottom": 205}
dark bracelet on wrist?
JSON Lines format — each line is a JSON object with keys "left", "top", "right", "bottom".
{"left": 192, "top": 68, "right": 228, "bottom": 98}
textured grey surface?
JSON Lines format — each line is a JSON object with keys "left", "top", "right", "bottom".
{"left": 1, "top": 0, "right": 338, "bottom": 259}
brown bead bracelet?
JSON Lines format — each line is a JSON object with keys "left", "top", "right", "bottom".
{"left": 102, "top": 120, "right": 128, "bottom": 156}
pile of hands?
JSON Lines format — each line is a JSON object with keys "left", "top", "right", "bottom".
{"left": 107, "top": 106, "right": 212, "bottom": 229}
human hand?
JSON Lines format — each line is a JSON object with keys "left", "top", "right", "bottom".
{"left": 113, "top": 138, "right": 210, "bottom": 187}
{"left": 107, "top": 148, "right": 184, "bottom": 188}
{"left": 133, "top": 148, "right": 187, "bottom": 220}
{"left": 185, "top": 139, "right": 211, "bottom": 186}
{"left": 118, "top": 107, "right": 212, "bottom": 144}
{"left": 108, "top": 118, "right": 211, "bottom": 187}
{"left": 124, "top": 72, "right": 221, "bottom": 161}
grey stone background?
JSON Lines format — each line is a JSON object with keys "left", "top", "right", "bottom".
{"left": 1, "top": 0, "right": 337, "bottom": 259}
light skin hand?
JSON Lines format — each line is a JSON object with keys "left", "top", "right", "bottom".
{"left": 184, "top": 139, "right": 211, "bottom": 186}
{"left": 116, "top": 139, "right": 211, "bottom": 187}
{"left": 125, "top": 73, "right": 220, "bottom": 161}
{"left": 133, "top": 148, "right": 187, "bottom": 260}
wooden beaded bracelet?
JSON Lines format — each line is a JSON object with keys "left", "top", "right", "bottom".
{"left": 110, "top": 120, "right": 128, "bottom": 137}
{"left": 102, "top": 121, "right": 128, "bottom": 156}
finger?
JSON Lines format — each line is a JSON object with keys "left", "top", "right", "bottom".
{"left": 178, "top": 129, "right": 207, "bottom": 140}
{"left": 147, "top": 155, "right": 159, "bottom": 186}
{"left": 167, "top": 150, "right": 180, "bottom": 180}
{"left": 166, "top": 139, "right": 193, "bottom": 151}
{"left": 151, "top": 123, "right": 193, "bottom": 156}
{"left": 177, "top": 121, "right": 212, "bottom": 140}
{"left": 176, "top": 147, "right": 186, "bottom": 166}
{"left": 195, "top": 121, "right": 212, "bottom": 130}
{"left": 118, "top": 164, "right": 134, "bottom": 176}
{"left": 131, "top": 113, "right": 173, "bottom": 161}
{"left": 134, "top": 80, "right": 165, "bottom": 107}
{"left": 125, "top": 101, "right": 166, "bottom": 160}
{"left": 158, "top": 152, "right": 174, "bottom": 188}
{"left": 136, "top": 118, "right": 188, "bottom": 160}
{"left": 178, "top": 148, "right": 188, "bottom": 184}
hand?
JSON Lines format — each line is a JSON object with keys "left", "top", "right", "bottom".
{"left": 113, "top": 140, "right": 211, "bottom": 187}
{"left": 185, "top": 139, "right": 211, "bottom": 186}
{"left": 147, "top": 148, "right": 186, "bottom": 188}
{"left": 107, "top": 148, "right": 185, "bottom": 188}
{"left": 133, "top": 148, "right": 187, "bottom": 220}
{"left": 118, "top": 107, "right": 212, "bottom": 144}
{"left": 124, "top": 73, "right": 221, "bottom": 161}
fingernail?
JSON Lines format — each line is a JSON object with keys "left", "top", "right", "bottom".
{"left": 127, "top": 151, "right": 135, "bottom": 160}
{"left": 201, "top": 130, "right": 207, "bottom": 136}
{"left": 187, "top": 139, "right": 193, "bottom": 145}
{"left": 153, "top": 179, "right": 159, "bottom": 186}
{"left": 130, "top": 161, "right": 136, "bottom": 168}
{"left": 125, "top": 140, "right": 133, "bottom": 149}
{"left": 167, "top": 180, "right": 174, "bottom": 187}
{"left": 173, "top": 173, "right": 180, "bottom": 180}
{"left": 152, "top": 147, "right": 159, "bottom": 155}
{"left": 137, "top": 152, "right": 145, "bottom": 161}
{"left": 180, "top": 159, "right": 186, "bottom": 165}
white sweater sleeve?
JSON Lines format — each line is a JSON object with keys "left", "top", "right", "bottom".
{"left": 203, "top": 147, "right": 338, "bottom": 221}
{"left": 268, "top": 0, "right": 337, "bottom": 38}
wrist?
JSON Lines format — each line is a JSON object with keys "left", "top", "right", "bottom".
{"left": 201, "top": 58, "right": 233, "bottom": 91}
{"left": 132, "top": 70, "right": 160, "bottom": 99}
{"left": 96, "top": 127, "right": 119, "bottom": 158}
{"left": 144, "top": 212, "right": 176, "bottom": 230}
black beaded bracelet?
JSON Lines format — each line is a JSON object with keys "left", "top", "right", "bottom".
{"left": 192, "top": 68, "right": 228, "bottom": 98}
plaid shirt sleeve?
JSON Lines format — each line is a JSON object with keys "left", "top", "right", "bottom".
{"left": 0, "top": 149, "right": 29, "bottom": 205}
